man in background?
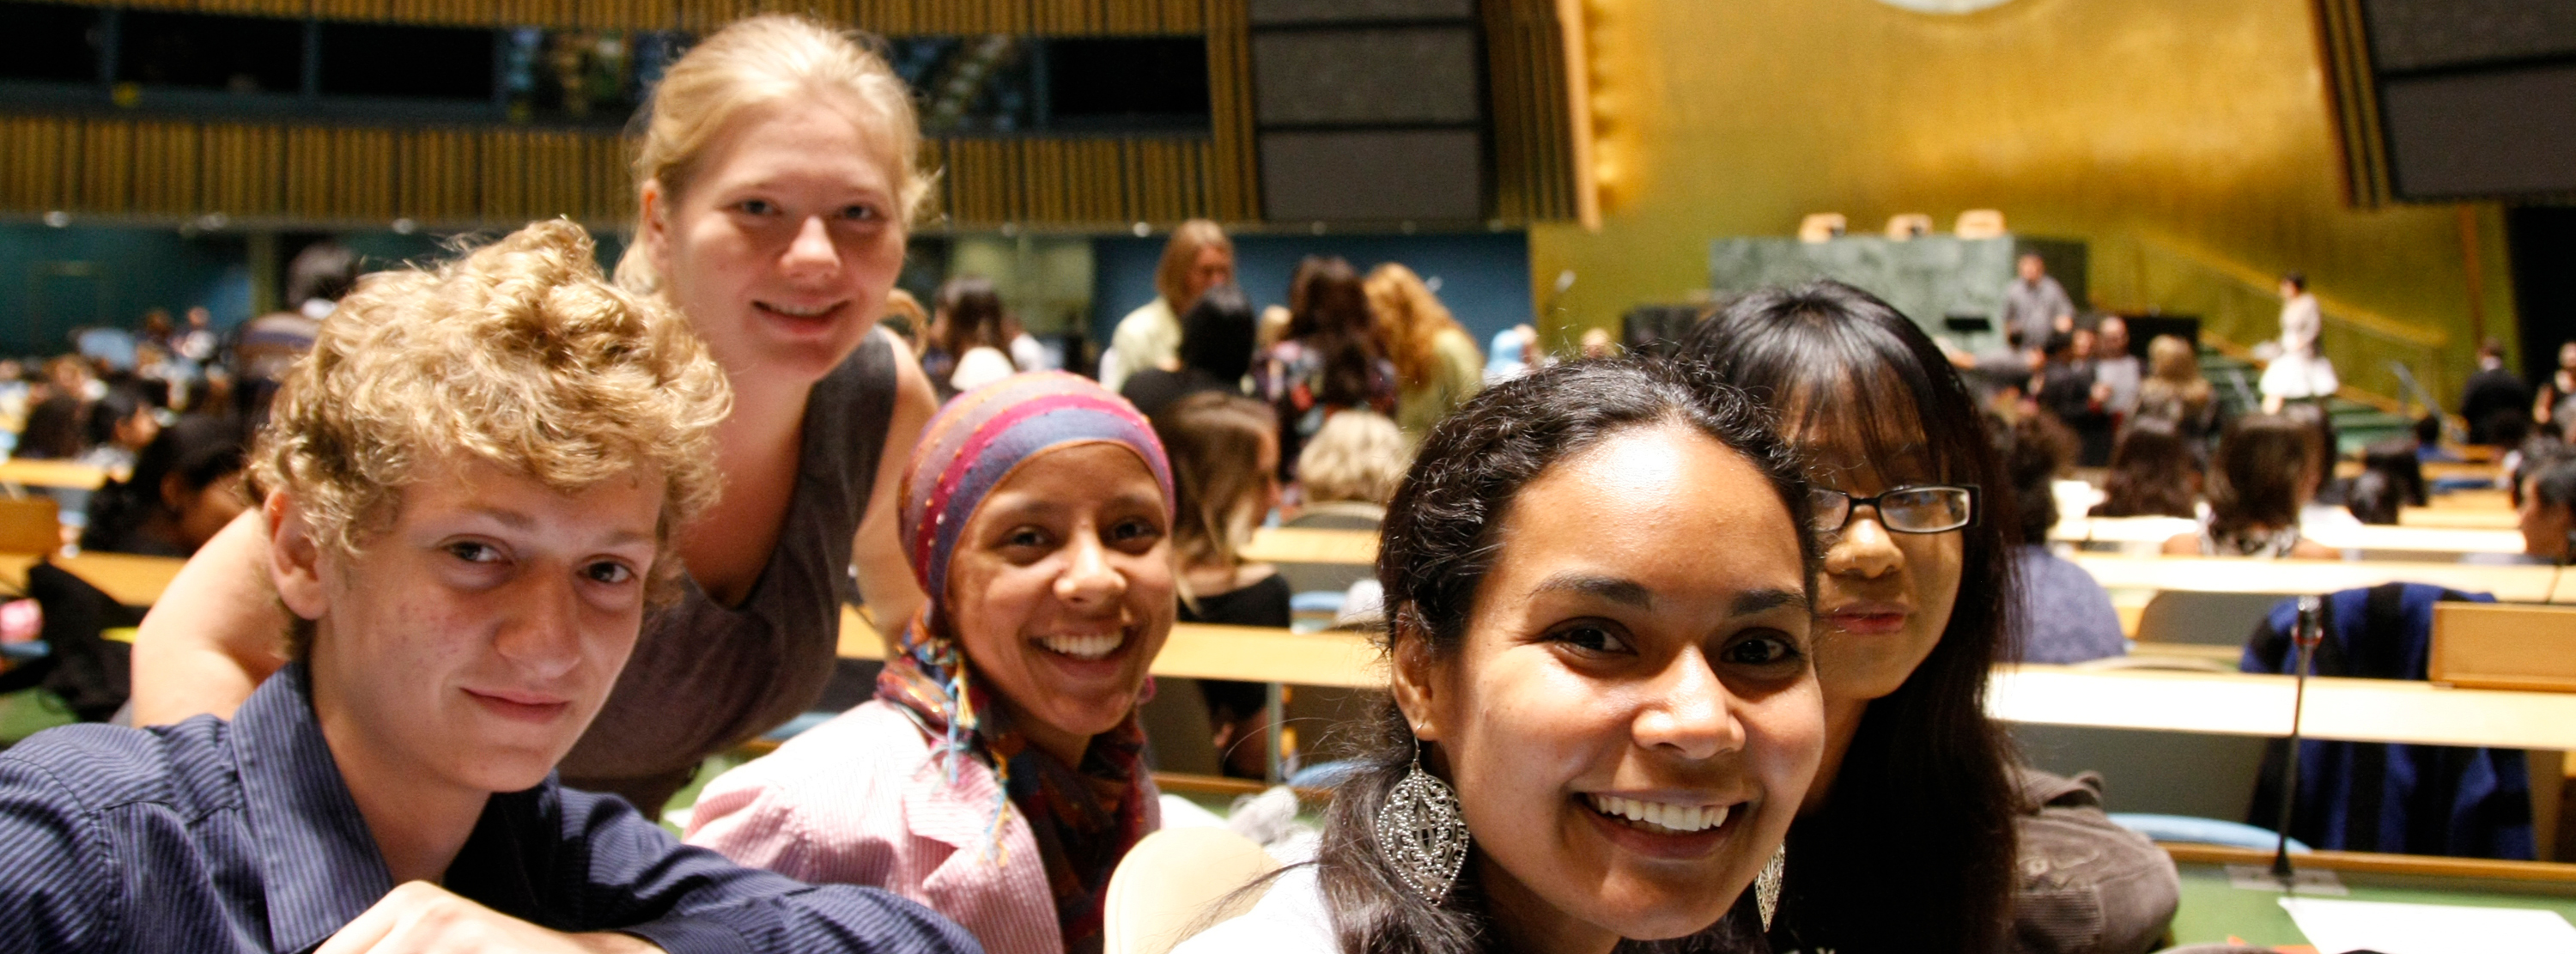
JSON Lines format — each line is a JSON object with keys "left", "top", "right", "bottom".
{"left": 2461, "top": 338, "right": 2531, "bottom": 447}
{"left": 2001, "top": 252, "right": 2075, "bottom": 353}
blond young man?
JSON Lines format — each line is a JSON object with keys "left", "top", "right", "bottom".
{"left": 0, "top": 222, "right": 976, "bottom": 954}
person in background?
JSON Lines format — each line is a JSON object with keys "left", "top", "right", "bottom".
{"left": 2164, "top": 413, "right": 2338, "bottom": 559}
{"left": 0, "top": 219, "right": 976, "bottom": 954}
{"left": 1364, "top": 263, "right": 1483, "bottom": 441}
{"left": 1686, "top": 281, "right": 2177, "bottom": 954}
{"left": 174, "top": 305, "right": 219, "bottom": 366}
{"left": 1286, "top": 409, "right": 1407, "bottom": 529}
{"left": 1257, "top": 257, "right": 1395, "bottom": 483}
{"left": 1175, "top": 359, "right": 1825, "bottom": 954}
{"left": 2468, "top": 453, "right": 2576, "bottom": 566}
{"left": 1577, "top": 326, "right": 1618, "bottom": 360}
{"left": 18, "top": 356, "right": 95, "bottom": 461}
{"left": 2460, "top": 338, "right": 2530, "bottom": 447}
{"left": 2133, "top": 334, "right": 2217, "bottom": 444}
{"left": 2093, "top": 316, "right": 2142, "bottom": 419}
{"left": 877, "top": 288, "right": 927, "bottom": 350}
{"left": 2088, "top": 418, "right": 2201, "bottom": 520}
{"left": 2036, "top": 331, "right": 2113, "bottom": 467}
{"left": 79, "top": 415, "right": 249, "bottom": 558}
{"left": 2001, "top": 252, "right": 2075, "bottom": 353}
{"left": 1005, "top": 310, "right": 1056, "bottom": 373}
{"left": 131, "top": 15, "right": 945, "bottom": 815}
{"left": 1484, "top": 324, "right": 1537, "bottom": 384}
{"left": 1102, "top": 219, "right": 1233, "bottom": 392}
{"left": 52, "top": 386, "right": 167, "bottom": 535}
{"left": 2535, "top": 341, "right": 2576, "bottom": 433}
{"left": 2002, "top": 416, "right": 2126, "bottom": 664}
{"left": 690, "top": 373, "right": 1175, "bottom": 954}
{"left": 933, "top": 276, "right": 1017, "bottom": 399}
{"left": 1152, "top": 391, "right": 1288, "bottom": 779}
{"left": 2258, "top": 272, "right": 2335, "bottom": 412}
{"left": 1120, "top": 283, "right": 1255, "bottom": 418}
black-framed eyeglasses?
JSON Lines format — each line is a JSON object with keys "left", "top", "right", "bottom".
{"left": 1807, "top": 484, "right": 1979, "bottom": 534}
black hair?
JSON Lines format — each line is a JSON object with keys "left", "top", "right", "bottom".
{"left": 2001, "top": 414, "right": 2072, "bottom": 545}
{"left": 2209, "top": 413, "right": 2321, "bottom": 538}
{"left": 2533, "top": 455, "right": 2576, "bottom": 513}
{"left": 1311, "top": 358, "right": 1816, "bottom": 954}
{"left": 86, "top": 387, "right": 152, "bottom": 450}
{"left": 2281, "top": 271, "right": 2307, "bottom": 293}
{"left": 1176, "top": 283, "right": 1256, "bottom": 383}
{"left": 1676, "top": 280, "right": 2020, "bottom": 954}
{"left": 934, "top": 275, "right": 1007, "bottom": 356}
{"left": 2092, "top": 417, "right": 2200, "bottom": 520}
{"left": 81, "top": 414, "right": 248, "bottom": 556}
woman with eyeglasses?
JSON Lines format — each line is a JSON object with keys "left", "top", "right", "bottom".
{"left": 1681, "top": 282, "right": 2177, "bottom": 954}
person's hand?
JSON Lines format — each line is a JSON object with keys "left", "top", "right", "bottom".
{"left": 313, "top": 882, "right": 660, "bottom": 954}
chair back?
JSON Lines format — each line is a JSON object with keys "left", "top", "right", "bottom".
{"left": 1796, "top": 213, "right": 1846, "bottom": 243}
{"left": 1883, "top": 213, "right": 1933, "bottom": 239}
{"left": 1955, "top": 208, "right": 2008, "bottom": 238}
{"left": 1103, "top": 826, "right": 1280, "bottom": 954}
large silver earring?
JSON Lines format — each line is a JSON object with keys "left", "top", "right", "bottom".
{"left": 1374, "top": 741, "right": 1469, "bottom": 903}
{"left": 1755, "top": 842, "right": 1786, "bottom": 931}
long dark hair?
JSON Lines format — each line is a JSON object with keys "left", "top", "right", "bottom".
{"left": 2208, "top": 413, "right": 2319, "bottom": 538}
{"left": 1678, "top": 281, "right": 2020, "bottom": 954}
{"left": 2093, "top": 418, "right": 2200, "bottom": 519}
{"left": 1311, "top": 358, "right": 1817, "bottom": 954}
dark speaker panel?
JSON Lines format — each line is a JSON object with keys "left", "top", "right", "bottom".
{"left": 1249, "top": 0, "right": 1476, "bottom": 26}
{"left": 2363, "top": 0, "right": 2576, "bottom": 71}
{"left": 1261, "top": 129, "right": 1483, "bottom": 222}
{"left": 1251, "top": 27, "right": 1479, "bottom": 125}
{"left": 2383, "top": 64, "right": 2576, "bottom": 198}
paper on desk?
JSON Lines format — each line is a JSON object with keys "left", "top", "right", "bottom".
{"left": 2280, "top": 896, "right": 2576, "bottom": 953}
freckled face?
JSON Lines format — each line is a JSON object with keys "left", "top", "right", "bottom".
{"left": 1404, "top": 423, "right": 1821, "bottom": 945}
{"left": 303, "top": 459, "right": 664, "bottom": 795}
{"left": 646, "top": 94, "right": 907, "bottom": 384}
{"left": 944, "top": 443, "right": 1177, "bottom": 762}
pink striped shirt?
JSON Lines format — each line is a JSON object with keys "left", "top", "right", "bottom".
{"left": 688, "top": 701, "right": 1159, "bottom": 954}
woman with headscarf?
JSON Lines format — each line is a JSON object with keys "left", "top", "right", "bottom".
{"left": 688, "top": 372, "right": 1178, "bottom": 954}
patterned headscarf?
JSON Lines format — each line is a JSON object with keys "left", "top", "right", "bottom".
{"left": 878, "top": 371, "right": 1172, "bottom": 954}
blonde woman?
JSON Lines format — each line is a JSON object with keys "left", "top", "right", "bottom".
{"left": 1102, "top": 219, "right": 1235, "bottom": 392}
{"left": 1363, "top": 263, "right": 1483, "bottom": 438}
{"left": 130, "top": 14, "right": 942, "bottom": 814}
{"left": 2134, "top": 334, "right": 2216, "bottom": 443}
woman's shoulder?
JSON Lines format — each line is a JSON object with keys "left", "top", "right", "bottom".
{"left": 686, "top": 702, "right": 930, "bottom": 843}
{"left": 1169, "top": 866, "right": 1336, "bottom": 954}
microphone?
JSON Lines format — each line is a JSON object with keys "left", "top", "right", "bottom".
{"left": 2272, "top": 594, "right": 2326, "bottom": 884}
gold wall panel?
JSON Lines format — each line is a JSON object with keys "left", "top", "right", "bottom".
{"left": 1483, "top": 0, "right": 1577, "bottom": 223}
{"left": 1527, "top": 0, "right": 2513, "bottom": 399}
{"left": 2, "top": 117, "right": 75, "bottom": 211}
{"left": 77, "top": 121, "right": 133, "bottom": 214}
{"left": 131, "top": 122, "right": 200, "bottom": 216}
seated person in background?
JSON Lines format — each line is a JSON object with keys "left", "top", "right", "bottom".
{"left": 2002, "top": 416, "right": 2125, "bottom": 665}
{"left": 78, "top": 414, "right": 250, "bottom": 556}
{"left": 0, "top": 222, "right": 976, "bottom": 954}
{"left": 2165, "top": 413, "right": 2338, "bottom": 559}
{"left": 2346, "top": 439, "right": 2427, "bottom": 526}
{"left": 1285, "top": 408, "right": 1407, "bottom": 529}
{"left": 2089, "top": 417, "right": 2200, "bottom": 519}
{"left": 933, "top": 276, "right": 1019, "bottom": 399}
{"left": 1152, "top": 391, "right": 1288, "bottom": 778}
{"left": 2035, "top": 330, "right": 2114, "bottom": 467}
{"left": 2470, "top": 454, "right": 2576, "bottom": 566}
{"left": 17, "top": 356, "right": 96, "bottom": 461}
{"left": 1178, "top": 358, "right": 1826, "bottom": 954}
{"left": 2132, "top": 334, "right": 2217, "bottom": 443}
{"left": 1120, "top": 283, "right": 1255, "bottom": 418}
{"left": 690, "top": 372, "right": 1175, "bottom": 954}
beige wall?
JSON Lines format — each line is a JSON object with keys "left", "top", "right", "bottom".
{"left": 1530, "top": 0, "right": 2517, "bottom": 402}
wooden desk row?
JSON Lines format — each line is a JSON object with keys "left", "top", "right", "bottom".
{"left": 834, "top": 611, "right": 2576, "bottom": 753}
{"left": 0, "top": 551, "right": 188, "bottom": 607}
{"left": 0, "top": 459, "right": 110, "bottom": 492}
{"left": 2050, "top": 516, "right": 2524, "bottom": 556}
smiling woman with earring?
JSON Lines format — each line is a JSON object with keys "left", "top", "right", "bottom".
{"left": 1176, "top": 358, "right": 1826, "bottom": 954}
{"left": 1683, "top": 282, "right": 2179, "bottom": 954}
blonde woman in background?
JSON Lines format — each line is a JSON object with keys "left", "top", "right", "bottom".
{"left": 1364, "top": 263, "right": 1483, "bottom": 439}
{"left": 1102, "top": 219, "right": 1234, "bottom": 392}
{"left": 1288, "top": 408, "right": 1408, "bottom": 529}
{"left": 2134, "top": 334, "right": 2217, "bottom": 444}
{"left": 129, "top": 14, "right": 944, "bottom": 815}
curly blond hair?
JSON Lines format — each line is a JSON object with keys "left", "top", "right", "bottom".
{"left": 616, "top": 14, "right": 931, "bottom": 293}
{"left": 1363, "top": 262, "right": 1464, "bottom": 392}
{"left": 253, "top": 220, "right": 732, "bottom": 653}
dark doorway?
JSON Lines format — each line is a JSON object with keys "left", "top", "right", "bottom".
{"left": 2509, "top": 206, "right": 2576, "bottom": 384}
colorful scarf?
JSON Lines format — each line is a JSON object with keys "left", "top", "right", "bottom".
{"left": 878, "top": 371, "right": 1170, "bottom": 954}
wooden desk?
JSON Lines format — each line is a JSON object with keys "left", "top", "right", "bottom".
{"left": 2069, "top": 554, "right": 2561, "bottom": 604}
{"left": 0, "top": 459, "right": 109, "bottom": 491}
{"left": 2342, "top": 459, "right": 2500, "bottom": 483}
{"left": 1242, "top": 526, "right": 1376, "bottom": 567}
{"left": 2403, "top": 506, "right": 2518, "bottom": 530}
{"left": 1991, "top": 664, "right": 2576, "bottom": 750}
{"left": 836, "top": 610, "right": 1388, "bottom": 690}
{"left": 2053, "top": 517, "right": 2524, "bottom": 556}
{"left": 0, "top": 552, "right": 186, "bottom": 606}
{"left": 2166, "top": 845, "right": 2576, "bottom": 948}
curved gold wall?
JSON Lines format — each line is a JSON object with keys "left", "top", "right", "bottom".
{"left": 1533, "top": 0, "right": 2518, "bottom": 399}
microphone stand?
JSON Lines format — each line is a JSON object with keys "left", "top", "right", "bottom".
{"left": 2272, "top": 594, "right": 2325, "bottom": 884}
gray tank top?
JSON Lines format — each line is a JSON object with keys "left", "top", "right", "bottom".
{"left": 558, "top": 332, "right": 896, "bottom": 799}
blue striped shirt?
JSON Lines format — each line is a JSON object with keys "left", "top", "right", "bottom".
{"left": 0, "top": 664, "right": 984, "bottom": 954}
